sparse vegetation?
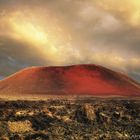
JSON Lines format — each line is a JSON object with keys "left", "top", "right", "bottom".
{"left": 8, "top": 120, "right": 33, "bottom": 133}
{"left": 0, "top": 97, "right": 139, "bottom": 140}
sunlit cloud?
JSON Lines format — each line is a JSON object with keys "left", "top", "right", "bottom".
{"left": 0, "top": 10, "right": 76, "bottom": 65}
{"left": 94, "top": 0, "right": 140, "bottom": 27}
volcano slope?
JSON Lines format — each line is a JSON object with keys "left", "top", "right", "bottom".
{"left": 0, "top": 64, "right": 140, "bottom": 96}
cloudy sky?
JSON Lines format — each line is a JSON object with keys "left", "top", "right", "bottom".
{"left": 0, "top": 0, "right": 140, "bottom": 82}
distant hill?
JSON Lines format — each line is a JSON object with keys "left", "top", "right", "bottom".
{"left": 0, "top": 64, "right": 140, "bottom": 96}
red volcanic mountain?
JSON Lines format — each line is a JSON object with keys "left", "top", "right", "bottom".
{"left": 0, "top": 64, "right": 140, "bottom": 96}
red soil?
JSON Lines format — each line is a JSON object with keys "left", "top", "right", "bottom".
{"left": 0, "top": 64, "right": 140, "bottom": 96}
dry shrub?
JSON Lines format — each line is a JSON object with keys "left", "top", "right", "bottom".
{"left": 8, "top": 120, "right": 32, "bottom": 133}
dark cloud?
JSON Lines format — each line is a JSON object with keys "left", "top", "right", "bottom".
{"left": 0, "top": 37, "right": 49, "bottom": 76}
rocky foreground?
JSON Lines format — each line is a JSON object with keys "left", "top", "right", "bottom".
{"left": 0, "top": 98, "right": 140, "bottom": 140}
